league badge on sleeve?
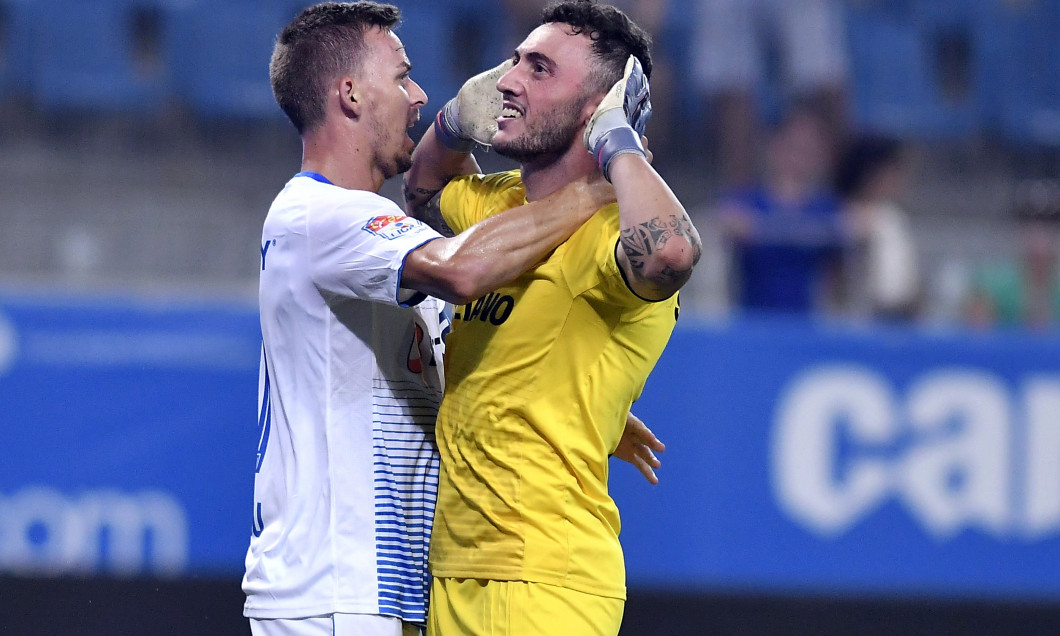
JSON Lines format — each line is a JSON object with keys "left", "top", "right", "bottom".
{"left": 362, "top": 215, "right": 424, "bottom": 240}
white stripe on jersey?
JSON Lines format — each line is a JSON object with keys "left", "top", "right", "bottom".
{"left": 372, "top": 379, "right": 439, "bottom": 624}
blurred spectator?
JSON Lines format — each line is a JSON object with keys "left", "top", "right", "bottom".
{"left": 966, "top": 179, "right": 1060, "bottom": 330}
{"left": 717, "top": 108, "right": 850, "bottom": 314}
{"left": 690, "top": 0, "right": 851, "bottom": 187}
{"left": 835, "top": 135, "right": 922, "bottom": 321}
{"left": 500, "top": 0, "right": 668, "bottom": 49}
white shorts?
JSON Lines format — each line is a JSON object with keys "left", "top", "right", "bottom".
{"left": 692, "top": 0, "right": 849, "bottom": 94}
{"left": 250, "top": 613, "right": 423, "bottom": 636}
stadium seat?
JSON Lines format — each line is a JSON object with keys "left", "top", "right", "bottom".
{"left": 166, "top": 0, "right": 297, "bottom": 122}
{"left": 0, "top": 0, "right": 34, "bottom": 101}
{"left": 980, "top": 0, "right": 1060, "bottom": 147}
{"left": 24, "top": 0, "right": 170, "bottom": 115}
{"left": 397, "top": 0, "right": 510, "bottom": 123}
{"left": 844, "top": 0, "right": 985, "bottom": 140}
{"left": 396, "top": 0, "right": 469, "bottom": 122}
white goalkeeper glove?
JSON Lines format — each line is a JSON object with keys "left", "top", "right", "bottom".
{"left": 583, "top": 55, "right": 652, "bottom": 182}
{"left": 433, "top": 59, "right": 514, "bottom": 152}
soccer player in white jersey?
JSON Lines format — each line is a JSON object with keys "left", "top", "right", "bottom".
{"left": 242, "top": 3, "right": 657, "bottom": 636}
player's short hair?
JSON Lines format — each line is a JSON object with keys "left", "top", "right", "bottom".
{"left": 540, "top": 0, "right": 653, "bottom": 96}
{"left": 270, "top": 1, "right": 400, "bottom": 134}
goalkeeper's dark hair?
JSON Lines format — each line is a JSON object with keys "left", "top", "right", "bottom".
{"left": 270, "top": 1, "right": 400, "bottom": 133}
{"left": 541, "top": 0, "right": 653, "bottom": 95}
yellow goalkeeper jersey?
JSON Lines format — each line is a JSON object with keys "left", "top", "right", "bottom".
{"left": 428, "top": 171, "right": 679, "bottom": 599}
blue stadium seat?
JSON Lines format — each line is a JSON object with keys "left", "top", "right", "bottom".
{"left": 25, "top": 0, "right": 169, "bottom": 114}
{"left": 397, "top": 0, "right": 469, "bottom": 122}
{"left": 158, "top": 1, "right": 512, "bottom": 124}
{"left": 844, "top": 0, "right": 985, "bottom": 140}
{"left": 0, "top": 0, "right": 35, "bottom": 100}
{"left": 166, "top": 0, "right": 296, "bottom": 121}
{"left": 980, "top": 0, "right": 1060, "bottom": 147}
{"left": 397, "top": 0, "right": 511, "bottom": 123}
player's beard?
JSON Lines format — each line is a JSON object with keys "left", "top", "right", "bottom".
{"left": 371, "top": 119, "right": 414, "bottom": 180}
{"left": 390, "top": 152, "right": 413, "bottom": 178}
{"left": 493, "top": 97, "right": 586, "bottom": 163}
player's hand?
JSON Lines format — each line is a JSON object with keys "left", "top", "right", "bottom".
{"left": 583, "top": 55, "right": 652, "bottom": 182}
{"left": 434, "top": 60, "right": 513, "bottom": 151}
{"left": 613, "top": 411, "right": 665, "bottom": 484}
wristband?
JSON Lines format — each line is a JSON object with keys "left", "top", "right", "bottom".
{"left": 434, "top": 101, "right": 475, "bottom": 153}
{"left": 594, "top": 127, "right": 646, "bottom": 182}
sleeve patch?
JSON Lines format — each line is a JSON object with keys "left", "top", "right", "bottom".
{"left": 362, "top": 215, "right": 426, "bottom": 240}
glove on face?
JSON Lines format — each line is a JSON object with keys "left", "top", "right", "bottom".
{"left": 582, "top": 55, "right": 652, "bottom": 182}
{"left": 434, "top": 59, "right": 514, "bottom": 151}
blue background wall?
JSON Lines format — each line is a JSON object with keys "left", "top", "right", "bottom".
{"left": 2, "top": 293, "right": 1059, "bottom": 606}
{"left": 613, "top": 317, "right": 1060, "bottom": 600}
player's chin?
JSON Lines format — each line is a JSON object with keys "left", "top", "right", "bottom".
{"left": 396, "top": 153, "right": 413, "bottom": 176}
{"left": 495, "top": 116, "right": 522, "bottom": 135}
{"left": 382, "top": 151, "right": 414, "bottom": 180}
{"left": 491, "top": 128, "right": 517, "bottom": 151}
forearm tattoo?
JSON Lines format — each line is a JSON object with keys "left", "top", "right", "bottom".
{"left": 620, "top": 214, "right": 702, "bottom": 283}
{"left": 402, "top": 180, "right": 455, "bottom": 238}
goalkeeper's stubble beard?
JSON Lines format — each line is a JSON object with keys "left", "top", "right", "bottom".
{"left": 493, "top": 97, "right": 588, "bottom": 164}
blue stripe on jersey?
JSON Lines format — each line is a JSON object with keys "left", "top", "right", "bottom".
{"left": 255, "top": 346, "right": 271, "bottom": 474}
{"left": 372, "top": 378, "right": 439, "bottom": 626}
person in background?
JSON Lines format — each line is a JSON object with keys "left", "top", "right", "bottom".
{"left": 689, "top": 0, "right": 851, "bottom": 188}
{"left": 835, "top": 135, "right": 922, "bottom": 321}
{"left": 967, "top": 179, "right": 1060, "bottom": 330}
{"left": 716, "top": 108, "right": 848, "bottom": 314}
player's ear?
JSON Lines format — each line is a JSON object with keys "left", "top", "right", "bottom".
{"left": 339, "top": 77, "right": 361, "bottom": 118}
{"left": 581, "top": 93, "right": 604, "bottom": 126}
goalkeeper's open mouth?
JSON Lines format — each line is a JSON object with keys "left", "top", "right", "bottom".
{"left": 499, "top": 100, "right": 525, "bottom": 122}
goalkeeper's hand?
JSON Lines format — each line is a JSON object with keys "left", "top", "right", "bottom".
{"left": 582, "top": 55, "right": 652, "bottom": 182}
{"left": 434, "top": 59, "right": 514, "bottom": 152}
{"left": 613, "top": 411, "right": 665, "bottom": 485}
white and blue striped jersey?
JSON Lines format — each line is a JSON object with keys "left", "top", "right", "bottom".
{"left": 243, "top": 172, "right": 447, "bottom": 626}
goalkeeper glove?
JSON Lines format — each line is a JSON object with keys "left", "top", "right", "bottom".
{"left": 434, "top": 59, "right": 514, "bottom": 152}
{"left": 583, "top": 55, "right": 652, "bottom": 182}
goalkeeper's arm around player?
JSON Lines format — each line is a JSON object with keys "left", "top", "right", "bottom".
{"left": 401, "top": 60, "right": 511, "bottom": 226}
{"left": 400, "top": 60, "right": 617, "bottom": 305}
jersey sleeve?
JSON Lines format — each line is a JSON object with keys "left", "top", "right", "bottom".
{"left": 307, "top": 195, "right": 442, "bottom": 307}
{"left": 561, "top": 203, "right": 658, "bottom": 309}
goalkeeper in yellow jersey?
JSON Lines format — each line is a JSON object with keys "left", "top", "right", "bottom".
{"left": 403, "top": 1, "right": 701, "bottom": 633}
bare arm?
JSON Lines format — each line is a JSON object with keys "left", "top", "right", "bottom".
{"left": 401, "top": 166, "right": 616, "bottom": 305}
{"left": 609, "top": 153, "right": 702, "bottom": 300}
{"left": 402, "top": 124, "right": 480, "bottom": 233}
{"left": 404, "top": 59, "right": 513, "bottom": 226}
